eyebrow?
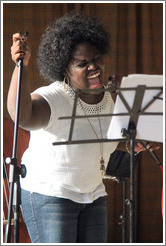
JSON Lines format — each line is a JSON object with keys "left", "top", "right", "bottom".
{"left": 71, "top": 55, "right": 101, "bottom": 64}
{"left": 71, "top": 58, "right": 87, "bottom": 64}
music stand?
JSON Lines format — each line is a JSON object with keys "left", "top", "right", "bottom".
{"left": 52, "top": 74, "right": 163, "bottom": 243}
{"left": 107, "top": 74, "right": 163, "bottom": 242}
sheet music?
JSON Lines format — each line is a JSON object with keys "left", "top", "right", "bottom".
{"left": 107, "top": 74, "right": 163, "bottom": 142}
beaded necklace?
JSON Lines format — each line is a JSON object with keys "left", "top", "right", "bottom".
{"left": 57, "top": 82, "right": 113, "bottom": 176}
{"left": 77, "top": 97, "right": 106, "bottom": 175}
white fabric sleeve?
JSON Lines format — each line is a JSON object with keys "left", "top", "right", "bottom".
{"left": 31, "top": 83, "right": 60, "bottom": 130}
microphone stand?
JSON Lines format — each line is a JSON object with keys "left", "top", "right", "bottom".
{"left": 5, "top": 58, "right": 26, "bottom": 243}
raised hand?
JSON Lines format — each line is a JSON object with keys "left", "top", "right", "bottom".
{"left": 11, "top": 32, "right": 31, "bottom": 66}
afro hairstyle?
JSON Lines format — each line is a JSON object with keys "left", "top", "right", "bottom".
{"left": 37, "top": 13, "right": 110, "bottom": 82}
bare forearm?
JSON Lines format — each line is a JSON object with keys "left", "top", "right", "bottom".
{"left": 116, "top": 140, "right": 160, "bottom": 154}
{"left": 7, "top": 65, "right": 32, "bottom": 127}
{"left": 7, "top": 32, "right": 50, "bottom": 131}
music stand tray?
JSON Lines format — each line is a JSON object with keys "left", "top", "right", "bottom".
{"left": 107, "top": 74, "right": 163, "bottom": 143}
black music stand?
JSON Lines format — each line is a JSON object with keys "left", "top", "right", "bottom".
{"left": 52, "top": 76, "right": 163, "bottom": 243}
{"left": 118, "top": 85, "right": 147, "bottom": 243}
{"left": 106, "top": 75, "right": 163, "bottom": 242}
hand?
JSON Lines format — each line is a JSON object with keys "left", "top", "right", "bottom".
{"left": 134, "top": 142, "right": 160, "bottom": 154}
{"left": 11, "top": 32, "right": 31, "bottom": 66}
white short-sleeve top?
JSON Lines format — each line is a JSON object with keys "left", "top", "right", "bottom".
{"left": 20, "top": 82, "right": 118, "bottom": 203}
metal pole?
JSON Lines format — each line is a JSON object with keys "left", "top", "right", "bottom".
{"left": 129, "top": 124, "right": 136, "bottom": 243}
{"left": 5, "top": 58, "right": 24, "bottom": 243}
{"left": 122, "top": 180, "right": 126, "bottom": 243}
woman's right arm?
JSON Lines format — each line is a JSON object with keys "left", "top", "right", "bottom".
{"left": 7, "top": 33, "right": 51, "bottom": 130}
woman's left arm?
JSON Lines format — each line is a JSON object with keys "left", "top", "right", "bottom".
{"left": 117, "top": 141, "right": 160, "bottom": 155}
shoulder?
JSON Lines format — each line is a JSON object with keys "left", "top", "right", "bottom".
{"left": 32, "top": 81, "right": 68, "bottom": 104}
{"left": 32, "top": 81, "right": 63, "bottom": 96}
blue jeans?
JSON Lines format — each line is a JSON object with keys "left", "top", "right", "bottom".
{"left": 21, "top": 189, "right": 107, "bottom": 243}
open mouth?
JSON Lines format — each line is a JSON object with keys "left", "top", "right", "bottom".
{"left": 88, "top": 71, "right": 101, "bottom": 79}
{"left": 87, "top": 71, "right": 103, "bottom": 88}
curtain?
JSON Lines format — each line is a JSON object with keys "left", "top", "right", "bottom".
{"left": 3, "top": 3, "right": 163, "bottom": 116}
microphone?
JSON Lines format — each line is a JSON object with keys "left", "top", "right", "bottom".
{"left": 107, "top": 75, "right": 119, "bottom": 89}
{"left": 17, "top": 31, "right": 29, "bottom": 64}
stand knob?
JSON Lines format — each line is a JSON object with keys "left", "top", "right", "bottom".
{"left": 5, "top": 157, "right": 12, "bottom": 164}
{"left": 19, "top": 164, "right": 26, "bottom": 178}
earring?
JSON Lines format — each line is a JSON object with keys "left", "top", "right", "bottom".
{"left": 63, "top": 76, "right": 70, "bottom": 92}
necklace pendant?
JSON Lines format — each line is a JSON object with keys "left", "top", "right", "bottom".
{"left": 100, "top": 157, "right": 105, "bottom": 175}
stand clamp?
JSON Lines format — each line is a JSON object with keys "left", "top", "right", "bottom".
{"left": 6, "top": 158, "right": 26, "bottom": 179}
